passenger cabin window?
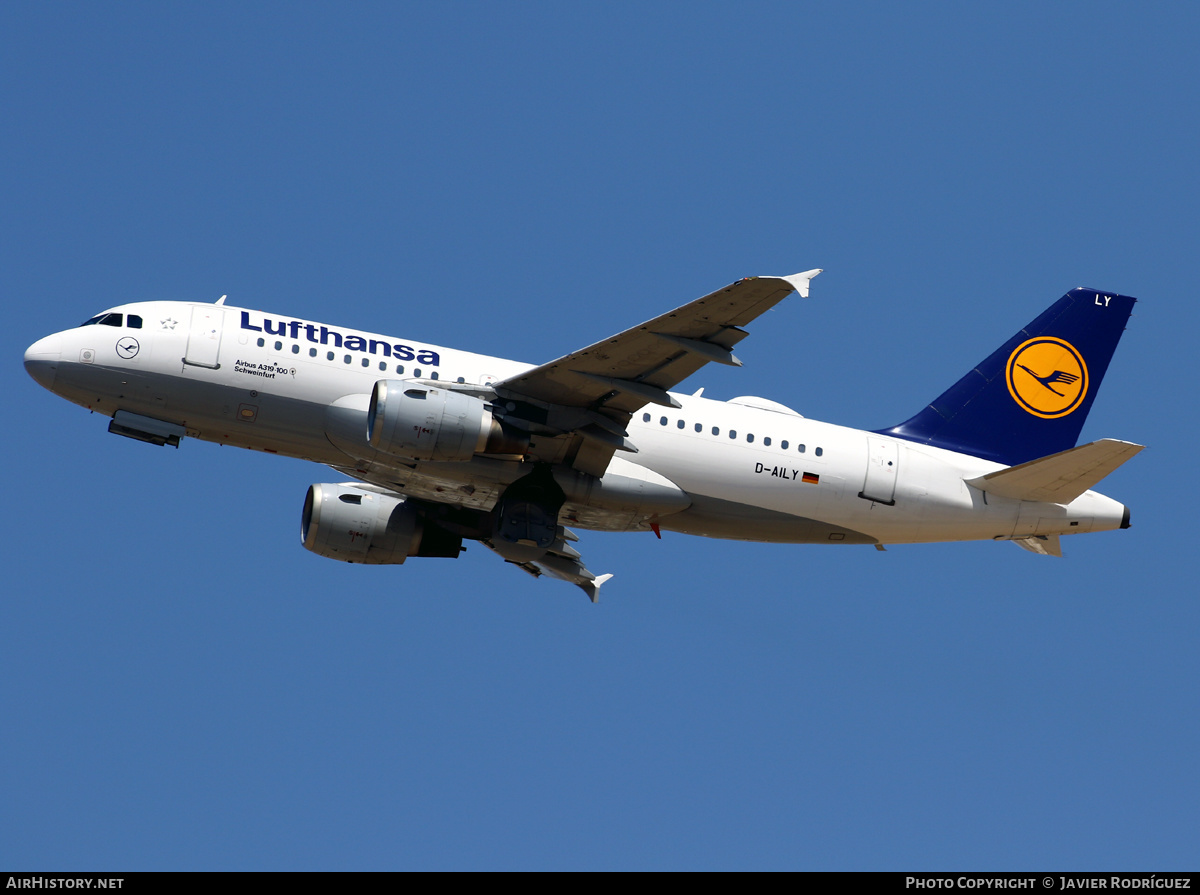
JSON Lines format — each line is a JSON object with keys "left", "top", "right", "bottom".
{"left": 326, "top": 351, "right": 335, "bottom": 361}
{"left": 257, "top": 338, "right": 265, "bottom": 347}
{"left": 815, "top": 447, "right": 823, "bottom": 457}
{"left": 677, "top": 420, "right": 685, "bottom": 429}
{"left": 694, "top": 423, "right": 702, "bottom": 433}
{"left": 274, "top": 341, "right": 283, "bottom": 351}
{"left": 309, "top": 348, "right": 317, "bottom": 357}
{"left": 643, "top": 413, "right": 651, "bottom": 422}
{"left": 292, "top": 344, "right": 300, "bottom": 354}
{"left": 781, "top": 440, "right": 789, "bottom": 450}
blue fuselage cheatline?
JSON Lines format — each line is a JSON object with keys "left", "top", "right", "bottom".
{"left": 24, "top": 272, "right": 1141, "bottom": 600}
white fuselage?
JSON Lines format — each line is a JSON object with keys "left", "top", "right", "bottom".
{"left": 25, "top": 300, "right": 1129, "bottom": 547}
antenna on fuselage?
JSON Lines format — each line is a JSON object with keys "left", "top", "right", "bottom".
{"left": 215, "top": 295, "right": 227, "bottom": 305}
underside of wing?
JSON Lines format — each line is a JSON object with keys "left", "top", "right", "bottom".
{"left": 481, "top": 526, "right": 612, "bottom": 602}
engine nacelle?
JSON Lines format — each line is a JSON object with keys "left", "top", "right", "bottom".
{"left": 301, "top": 483, "right": 462, "bottom": 564}
{"left": 366, "top": 382, "right": 527, "bottom": 461}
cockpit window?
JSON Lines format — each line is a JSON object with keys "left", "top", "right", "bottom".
{"left": 81, "top": 313, "right": 124, "bottom": 327}
{"left": 127, "top": 315, "right": 142, "bottom": 329}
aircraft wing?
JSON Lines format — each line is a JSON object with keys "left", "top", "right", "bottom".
{"left": 491, "top": 270, "right": 821, "bottom": 475}
{"left": 481, "top": 527, "right": 613, "bottom": 602}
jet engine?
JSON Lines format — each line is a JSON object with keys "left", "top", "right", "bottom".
{"left": 366, "top": 382, "right": 527, "bottom": 462}
{"left": 301, "top": 483, "right": 462, "bottom": 564}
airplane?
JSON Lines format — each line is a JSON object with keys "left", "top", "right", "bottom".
{"left": 24, "top": 271, "right": 1142, "bottom": 601}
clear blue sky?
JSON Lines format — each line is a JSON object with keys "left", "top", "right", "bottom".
{"left": 3, "top": 2, "right": 1197, "bottom": 870}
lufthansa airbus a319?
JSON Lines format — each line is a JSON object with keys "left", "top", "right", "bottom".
{"left": 24, "top": 271, "right": 1142, "bottom": 600}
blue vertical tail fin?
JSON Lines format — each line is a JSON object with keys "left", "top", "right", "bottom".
{"left": 878, "top": 288, "right": 1136, "bottom": 466}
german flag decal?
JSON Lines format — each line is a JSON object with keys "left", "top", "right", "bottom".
{"left": 802, "top": 472, "right": 819, "bottom": 484}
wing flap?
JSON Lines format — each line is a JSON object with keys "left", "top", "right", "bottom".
{"left": 966, "top": 438, "right": 1144, "bottom": 504}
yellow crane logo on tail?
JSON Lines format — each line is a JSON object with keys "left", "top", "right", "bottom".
{"left": 1006, "top": 337, "right": 1089, "bottom": 418}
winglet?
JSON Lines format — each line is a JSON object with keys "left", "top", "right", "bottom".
{"left": 582, "top": 573, "right": 614, "bottom": 604}
{"left": 778, "top": 269, "right": 822, "bottom": 299}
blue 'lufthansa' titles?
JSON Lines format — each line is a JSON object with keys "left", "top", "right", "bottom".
{"left": 241, "top": 311, "right": 440, "bottom": 366}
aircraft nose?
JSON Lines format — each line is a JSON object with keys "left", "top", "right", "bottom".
{"left": 24, "top": 334, "right": 62, "bottom": 392}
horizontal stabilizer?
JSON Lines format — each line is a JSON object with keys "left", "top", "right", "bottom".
{"left": 967, "top": 438, "right": 1144, "bottom": 504}
{"left": 1013, "top": 534, "right": 1063, "bottom": 557}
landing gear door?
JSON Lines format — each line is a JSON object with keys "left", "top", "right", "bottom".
{"left": 184, "top": 307, "right": 224, "bottom": 369}
{"left": 859, "top": 435, "right": 898, "bottom": 505}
